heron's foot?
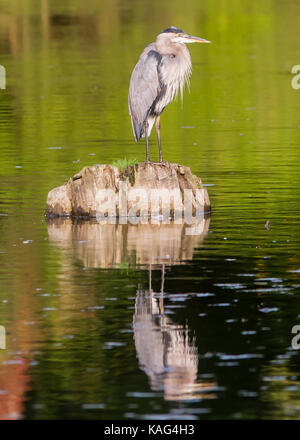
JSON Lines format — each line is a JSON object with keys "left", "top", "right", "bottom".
{"left": 159, "top": 160, "right": 172, "bottom": 168}
{"left": 143, "top": 159, "right": 155, "bottom": 165}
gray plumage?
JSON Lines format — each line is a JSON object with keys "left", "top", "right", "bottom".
{"left": 128, "top": 26, "right": 210, "bottom": 162}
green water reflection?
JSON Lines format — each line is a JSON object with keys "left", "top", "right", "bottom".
{"left": 0, "top": 0, "right": 300, "bottom": 419}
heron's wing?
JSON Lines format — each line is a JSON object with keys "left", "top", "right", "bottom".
{"left": 128, "top": 44, "right": 162, "bottom": 141}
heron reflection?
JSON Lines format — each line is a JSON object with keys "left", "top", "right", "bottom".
{"left": 133, "top": 263, "right": 216, "bottom": 401}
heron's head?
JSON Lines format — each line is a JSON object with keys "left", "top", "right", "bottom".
{"left": 158, "top": 26, "right": 211, "bottom": 45}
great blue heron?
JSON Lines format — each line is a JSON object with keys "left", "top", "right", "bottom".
{"left": 128, "top": 26, "right": 210, "bottom": 163}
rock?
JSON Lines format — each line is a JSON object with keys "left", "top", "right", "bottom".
{"left": 45, "top": 162, "right": 211, "bottom": 218}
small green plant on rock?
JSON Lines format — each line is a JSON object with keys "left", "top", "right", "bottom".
{"left": 112, "top": 157, "right": 138, "bottom": 171}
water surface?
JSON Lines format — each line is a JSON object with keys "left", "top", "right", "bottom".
{"left": 0, "top": 0, "right": 300, "bottom": 420}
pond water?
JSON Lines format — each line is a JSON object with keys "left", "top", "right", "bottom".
{"left": 0, "top": 0, "right": 300, "bottom": 420}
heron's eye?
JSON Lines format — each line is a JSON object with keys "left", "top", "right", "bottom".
{"left": 170, "top": 54, "right": 176, "bottom": 59}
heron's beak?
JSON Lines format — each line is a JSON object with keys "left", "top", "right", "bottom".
{"left": 181, "top": 33, "right": 211, "bottom": 43}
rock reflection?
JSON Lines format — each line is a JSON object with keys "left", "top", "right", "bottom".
{"left": 46, "top": 217, "right": 210, "bottom": 268}
{"left": 47, "top": 216, "right": 216, "bottom": 401}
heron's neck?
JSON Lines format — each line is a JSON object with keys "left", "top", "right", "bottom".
{"left": 157, "top": 42, "right": 192, "bottom": 102}
{"left": 172, "top": 43, "right": 191, "bottom": 67}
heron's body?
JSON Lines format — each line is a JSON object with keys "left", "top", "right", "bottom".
{"left": 128, "top": 27, "right": 210, "bottom": 162}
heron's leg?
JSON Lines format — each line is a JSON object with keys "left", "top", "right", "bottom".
{"left": 160, "top": 263, "right": 165, "bottom": 293}
{"left": 159, "top": 264, "right": 165, "bottom": 315}
{"left": 145, "top": 121, "right": 150, "bottom": 162}
{"left": 149, "top": 264, "right": 152, "bottom": 293}
{"left": 155, "top": 116, "right": 163, "bottom": 163}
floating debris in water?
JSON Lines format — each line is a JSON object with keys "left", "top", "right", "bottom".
{"left": 126, "top": 392, "right": 158, "bottom": 398}
{"left": 22, "top": 240, "right": 33, "bottom": 244}
{"left": 208, "top": 302, "right": 231, "bottom": 307}
{"left": 48, "top": 146, "right": 62, "bottom": 150}
{"left": 263, "top": 375, "right": 286, "bottom": 382}
{"left": 87, "top": 306, "right": 104, "bottom": 310}
{"left": 32, "top": 403, "right": 45, "bottom": 410}
{"left": 2, "top": 359, "right": 23, "bottom": 365}
{"left": 265, "top": 220, "right": 270, "bottom": 230}
{"left": 165, "top": 304, "right": 186, "bottom": 309}
{"left": 214, "top": 283, "right": 245, "bottom": 290}
{"left": 259, "top": 277, "right": 282, "bottom": 283}
{"left": 82, "top": 403, "right": 105, "bottom": 410}
{"left": 259, "top": 307, "right": 279, "bottom": 313}
{"left": 124, "top": 412, "right": 137, "bottom": 418}
{"left": 284, "top": 385, "right": 300, "bottom": 392}
{"left": 218, "top": 353, "right": 263, "bottom": 360}
{"left": 196, "top": 293, "right": 214, "bottom": 297}
{"left": 238, "top": 390, "right": 258, "bottom": 397}
{"left": 169, "top": 296, "right": 188, "bottom": 303}
{"left": 217, "top": 362, "right": 239, "bottom": 367}
{"left": 86, "top": 368, "right": 101, "bottom": 373}
{"left": 103, "top": 341, "right": 126, "bottom": 349}
{"left": 30, "top": 361, "right": 39, "bottom": 366}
